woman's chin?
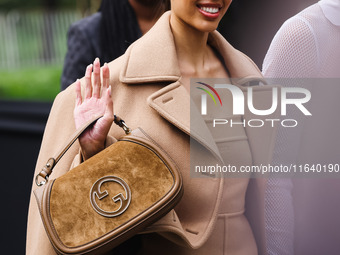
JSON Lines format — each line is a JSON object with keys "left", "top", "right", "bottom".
{"left": 196, "top": 22, "right": 219, "bottom": 33}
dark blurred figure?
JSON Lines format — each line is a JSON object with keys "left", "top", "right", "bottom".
{"left": 263, "top": 0, "right": 340, "bottom": 254}
{"left": 61, "top": 0, "right": 169, "bottom": 90}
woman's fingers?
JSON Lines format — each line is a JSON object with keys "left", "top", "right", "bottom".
{"left": 104, "top": 85, "right": 114, "bottom": 119}
{"left": 102, "top": 63, "right": 110, "bottom": 89}
{"left": 85, "top": 64, "right": 93, "bottom": 99}
{"left": 82, "top": 58, "right": 108, "bottom": 102}
{"left": 93, "top": 58, "right": 101, "bottom": 98}
{"left": 75, "top": 79, "right": 82, "bottom": 106}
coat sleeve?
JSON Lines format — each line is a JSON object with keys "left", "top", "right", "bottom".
{"left": 26, "top": 87, "right": 80, "bottom": 255}
{"left": 26, "top": 82, "right": 118, "bottom": 254}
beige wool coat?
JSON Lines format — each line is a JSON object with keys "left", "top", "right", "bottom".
{"left": 26, "top": 12, "right": 277, "bottom": 255}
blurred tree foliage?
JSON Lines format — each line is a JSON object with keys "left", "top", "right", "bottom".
{"left": 0, "top": 0, "right": 100, "bottom": 11}
{"left": 0, "top": 0, "right": 100, "bottom": 101}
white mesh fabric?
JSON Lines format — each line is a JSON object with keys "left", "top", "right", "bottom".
{"left": 262, "top": 3, "right": 340, "bottom": 255}
{"left": 263, "top": 4, "right": 340, "bottom": 78}
{"left": 265, "top": 178, "right": 294, "bottom": 255}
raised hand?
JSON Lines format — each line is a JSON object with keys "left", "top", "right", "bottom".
{"left": 74, "top": 58, "right": 114, "bottom": 160}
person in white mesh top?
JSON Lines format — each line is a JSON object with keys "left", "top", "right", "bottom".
{"left": 263, "top": 0, "right": 340, "bottom": 78}
{"left": 263, "top": 0, "right": 340, "bottom": 254}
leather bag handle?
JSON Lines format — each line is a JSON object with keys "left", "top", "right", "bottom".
{"left": 35, "top": 114, "right": 130, "bottom": 186}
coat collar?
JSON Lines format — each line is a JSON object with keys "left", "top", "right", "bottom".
{"left": 119, "top": 11, "right": 180, "bottom": 84}
{"left": 119, "top": 11, "right": 264, "bottom": 163}
{"left": 120, "top": 11, "right": 264, "bottom": 85}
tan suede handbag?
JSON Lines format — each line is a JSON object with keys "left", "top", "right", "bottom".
{"left": 34, "top": 115, "right": 183, "bottom": 255}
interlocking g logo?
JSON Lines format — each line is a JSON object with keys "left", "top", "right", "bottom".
{"left": 90, "top": 176, "right": 131, "bottom": 218}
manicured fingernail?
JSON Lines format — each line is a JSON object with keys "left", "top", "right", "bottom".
{"left": 85, "top": 65, "right": 92, "bottom": 76}
{"left": 95, "top": 57, "right": 99, "bottom": 63}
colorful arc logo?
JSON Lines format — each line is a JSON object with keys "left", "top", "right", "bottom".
{"left": 196, "top": 82, "right": 223, "bottom": 106}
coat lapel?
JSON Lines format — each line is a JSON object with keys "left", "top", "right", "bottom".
{"left": 118, "top": 11, "right": 266, "bottom": 164}
{"left": 146, "top": 81, "right": 224, "bottom": 163}
{"left": 119, "top": 11, "right": 224, "bottom": 163}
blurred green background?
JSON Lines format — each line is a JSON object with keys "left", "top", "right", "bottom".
{"left": 0, "top": 0, "right": 100, "bottom": 101}
{"left": 0, "top": 0, "right": 313, "bottom": 102}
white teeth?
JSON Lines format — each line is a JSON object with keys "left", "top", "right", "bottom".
{"left": 200, "top": 7, "right": 219, "bottom": 14}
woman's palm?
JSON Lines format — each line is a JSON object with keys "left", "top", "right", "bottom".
{"left": 74, "top": 58, "right": 114, "bottom": 159}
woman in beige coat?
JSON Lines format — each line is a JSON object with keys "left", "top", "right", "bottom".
{"left": 27, "top": 1, "right": 277, "bottom": 254}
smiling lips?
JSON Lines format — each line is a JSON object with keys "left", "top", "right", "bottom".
{"left": 197, "top": 3, "right": 222, "bottom": 19}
